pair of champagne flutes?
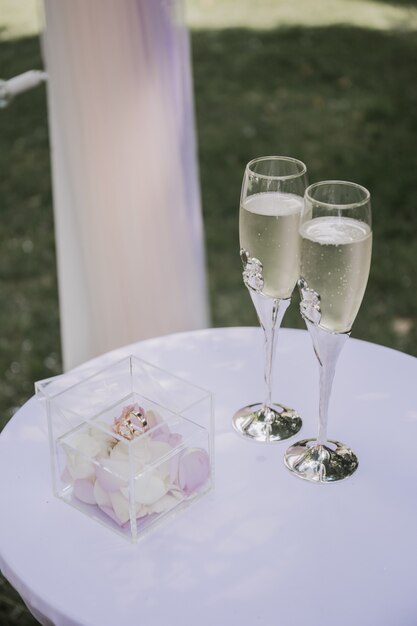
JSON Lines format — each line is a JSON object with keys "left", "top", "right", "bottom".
{"left": 233, "top": 156, "right": 372, "bottom": 483}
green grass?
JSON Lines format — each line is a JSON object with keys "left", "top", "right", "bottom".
{"left": 0, "top": 37, "right": 60, "bottom": 432}
{"left": 1, "top": 16, "right": 417, "bottom": 626}
{"left": 194, "top": 26, "right": 417, "bottom": 354}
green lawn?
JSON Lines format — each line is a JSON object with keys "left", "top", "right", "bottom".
{"left": 1, "top": 3, "right": 417, "bottom": 623}
{"left": 195, "top": 25, "right": 417, "bottom": 355}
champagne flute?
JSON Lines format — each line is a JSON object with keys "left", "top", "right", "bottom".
{"left": 233, "top": 156, "right": 308, "bottom": 442}
{"left": 285, "top": 180, "right": 372, "bottom": 482}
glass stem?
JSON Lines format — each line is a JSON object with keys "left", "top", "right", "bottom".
{"left": 249, "top": 292, "right": 291, "bottom": 410}
{"left": 263, "top": 313, "right": 275, "bottom": 408}
{"left": 317, "top": 352, "right": 337, "bottom": 445}
{"left": 305, "top": 322, "right": 350, "bottom": 446}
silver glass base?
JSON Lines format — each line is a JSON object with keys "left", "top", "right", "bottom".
{"left": 284, "top": 438, "right": 358, "bottom": 483}
{"left": 232, "top": 403, "right": 302, "bottom": 443}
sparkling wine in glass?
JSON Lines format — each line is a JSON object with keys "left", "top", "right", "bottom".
{"left": 285, "top": 180, "right": 372, "bottom": 481}
{"left": 233, "top": 156, "right": 308, "bottom": 442}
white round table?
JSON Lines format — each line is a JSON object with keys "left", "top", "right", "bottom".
{"left": 1, "top": 327, "right": 417, "bottom": 626}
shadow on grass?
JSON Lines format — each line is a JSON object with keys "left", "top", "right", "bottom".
{"left": 0, "top": 22, "right": 416, "bottom": 625}
{"left": 372, "top": 0, "right": 417, "bottom": 6}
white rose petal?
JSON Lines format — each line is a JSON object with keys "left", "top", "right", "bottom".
{"left": 95, "top": 459, "right": 129, "bottom": 492}
{"left": 73, "top": 479, "right": 96, "bottom": 504}
{"left": 148, "top": 493, "right": 179, "bottom": 515}
{"left": 96, "top": 439, "right": 113, "bottom": 458}
{"left": 110, "top": 441, "right": 129, "bottom": 460}
{"left": 73, "top": 433, "right": 102, "bottom": 458}
{"left": 109, "top": 491, "right": 131, "bottom": 525}
{"left": 89, "top": 421, "right": 115, "bottom": 445}
{"left": 111, "top": 443, "right": 146, "bottom": 476}
{"left": 98, "top": 505, "right": 123, "bottom": 526}
{"left": 63, "top": 432, "right": 103, "bottom": 481}
{"left": 146, "top": 409, "right": 162, "bottom": 428}
{"left": 170, "top": 487, "right": 184, "bottom": 500}
{"left": 134, "top": 474, "right": 167, "bottom": 505}
{"left": 119, "top": 487, "right": 149, "bottom": 517}
{"left": 148, "top": 440, "right": 171, "bottom": 461}
{"left": 136, "top": 505, "right": 148, "bottom": 519}
{"left": 130, "top": 438, "right": 153, "bottom": 465}
{"left": 65, "top": 449, "right": 95, "bottom": 481}
{"left": 147, "top": 440, "right": 172, "bottom": 481}
{"left": 93, "top": 479, "right": 112, "bottom": 507}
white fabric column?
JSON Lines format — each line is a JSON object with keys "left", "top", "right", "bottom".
{"left": 42, "top": 0, "right": 209, "bottom": 370}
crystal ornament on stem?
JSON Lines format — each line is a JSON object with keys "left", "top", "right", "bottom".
{"left": 233, "top": 156, "right": 308, "bottom": 442}
{"left": 285, "top": 181, "right": 372, "bottom": 481}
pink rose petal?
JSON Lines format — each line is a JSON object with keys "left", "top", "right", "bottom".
{"left": 61, "top": 467, "right": 72, "bottom": 483}
{"left": 178, "top": 448, "right": 210, "bottom": 496}
{"left": 168, "top": 433, "right": 182, "bottom": 447}
{"left": 169, "top": 454, "right": 180, "bottom": 485}
{"left": 120, "top": 403, "right": 145, "bottom": 422}
{"left": 150, "top": 425, "right": 171, "bottom": 443}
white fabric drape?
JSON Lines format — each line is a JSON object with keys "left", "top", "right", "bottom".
{"left": 42, "top": 0, "right": 209, "bottom": 370}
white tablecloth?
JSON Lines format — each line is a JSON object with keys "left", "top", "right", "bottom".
{"left": 1, "top": 327, "right": 417, "bottom": 626}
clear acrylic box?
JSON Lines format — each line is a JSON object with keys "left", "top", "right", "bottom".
{"left": 35, "top": 355, "right": 213, "bottom": 542}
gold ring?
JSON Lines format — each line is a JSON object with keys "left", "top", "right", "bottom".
{"left": 129, "top": 410, "right": 148, "bottom": 431}
{"left": 114, "top": 418, "right": 135, "bottom": 440}
{"left": 114, "top": 408, "right": 149, "bottom": 440}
